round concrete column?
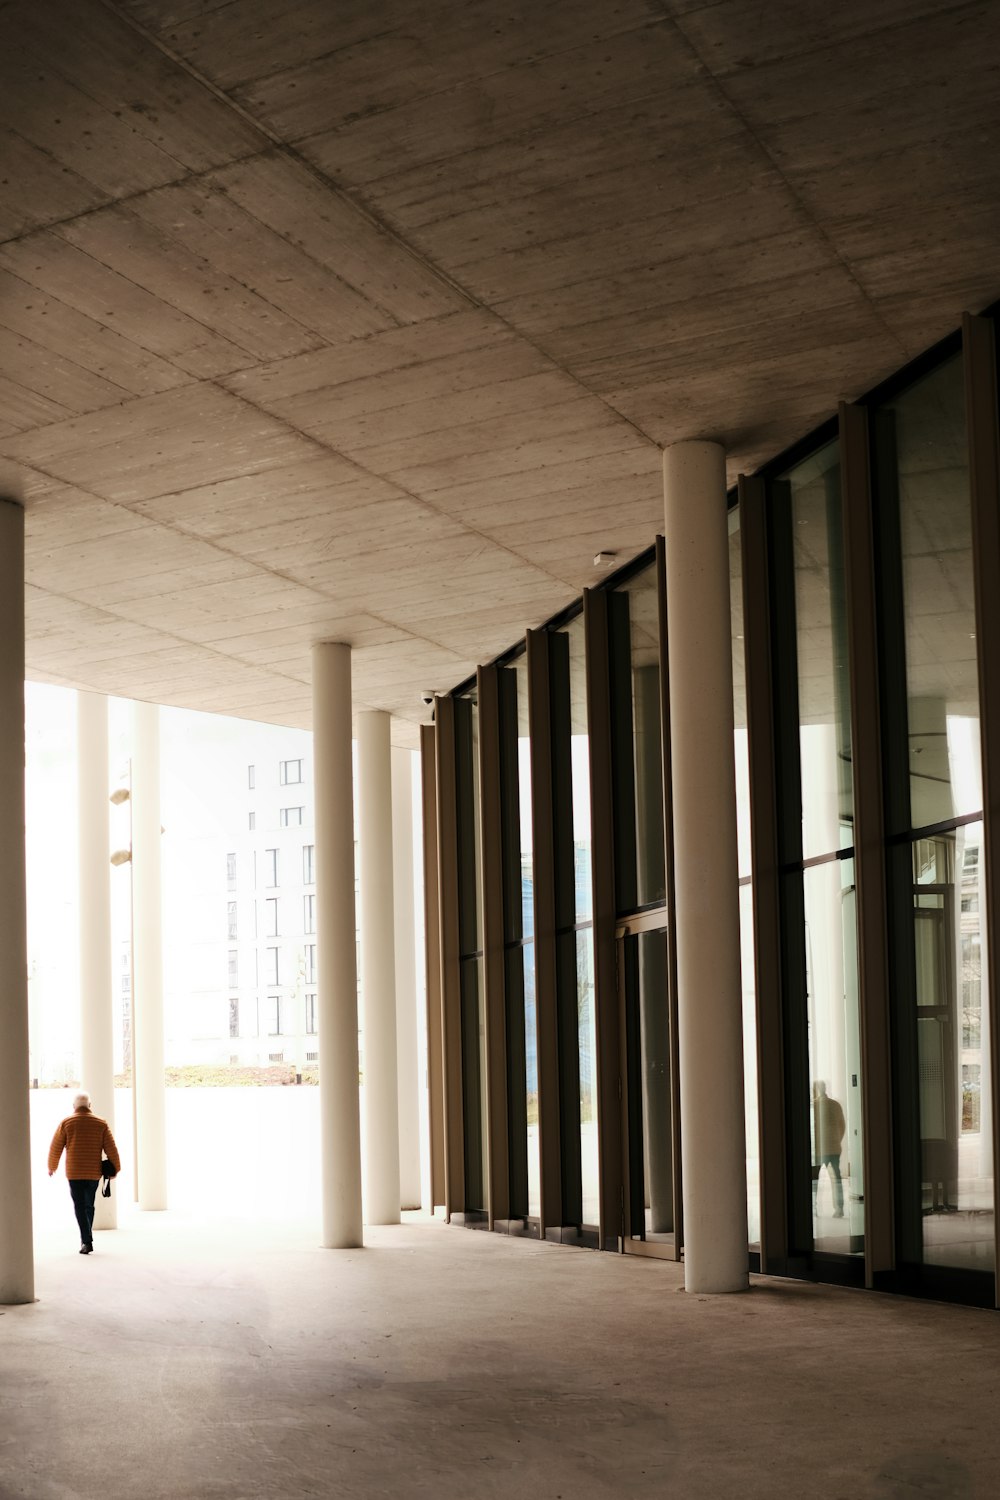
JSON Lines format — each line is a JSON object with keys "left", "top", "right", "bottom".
{"left": 313, "top": 643, "right": 363, "bottom": 1247}
{"left": 132, "top": 700, "right": 166, "bottom": 1211}
{"left": 0, "top": 497, "right": 34, "bottom": 1305}
{"left": 663, "top": 441, "right": 748, "bottom": 1294}
{"left": 392, "top": 746, "right": 421, "bottom": 1211}
{"left": 358, "top": 711, "right": 401, "bottom": 1225}
{"left": 78, "top": 691, "right": 116, "bottom": 1230}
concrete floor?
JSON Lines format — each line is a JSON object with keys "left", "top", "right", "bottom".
{"left": 4, "top": 1215, "right": 1000, "bottom": 1499}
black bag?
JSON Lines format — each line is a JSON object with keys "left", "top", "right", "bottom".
{"left": 100, "top": 1159, "right": 117, "bottom": 1198}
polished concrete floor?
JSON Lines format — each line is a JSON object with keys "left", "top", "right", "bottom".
{"left": 4, "top": 1211, "right": 1000, "bottom": 1500}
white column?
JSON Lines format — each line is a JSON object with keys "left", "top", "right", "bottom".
{"left": 392, "top": 746, "right": 421, "bottom": 1210}
{"left": 0, "top": 498, "right": 34, "bottom": 1305}
{"left": 358, "top": 711, "right": 401, "bottom": 1225}
{"left": 132, "top": 700, "right": 166, "bottom": 1211}
{"left": 78, "top": 692, "right": 116, "bottom": 1231}
{"left": 313, "top": 643, "right": 363, "bottom": 1247}
{"left": 663, "top": 441, "right": 748, "bottom": 1294}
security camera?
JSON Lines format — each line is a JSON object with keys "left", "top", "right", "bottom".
{"left": 420, "top": 690, "right": 435, "bottom": 708}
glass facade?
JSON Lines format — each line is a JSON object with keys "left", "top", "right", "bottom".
{"left": 430, "top": 311, "right": 1000, "bottom": 1307}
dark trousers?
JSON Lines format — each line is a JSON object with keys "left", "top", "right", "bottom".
{"left": 69, "top": 1179, "right": 99, "bottom": 1247}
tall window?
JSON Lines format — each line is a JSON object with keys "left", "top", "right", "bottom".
{"left": 267, "top": 995, "right": 282, "bottom": 1035}
{"left": 227, "top": 949, "right": 238, "bottom": 987}
{"left": 227, "top": 901, "right": 237, "bottom": 941}
{"left": 552, "top": 613, "right": 598, "bottom": 1229}
{"left": 264, "top": 849, "right": 278, "bottom": 887}
{"left": 248, "top": 765, "right": 255, "bottom": 790}
{"left": 772, "top": 439, "right": 863, "bottom": 1259}
{"left": 303, "top": 845, "right": 315, "bottom": 885}
{"left": 305, "top": 944, "right": 316, "bottom": 984}
{"left": 280, "top": 806, "right": 303, "bottom": 827}
{"left": 731, "top": 507, "right": 760, "bottom": 1250}
{"left": 226, "top": 852, "right": 236, "bottom": 890}
{"left": 228, "top": 997, "right": 239, "bottom": 1038}
{"left": 455, "top": 690, "right": 487, "bottom": 1216}
{"left": 266, "top": 947, "right": 279, "bottom": 986}
{"left": 280, "top": 759, "right": 303, "bottom": 785}
{"left": 248, "top": 812, "right": 256, "bottom": 831}
{"left": 874, "top": 353, "right": 992, "bottom": 1275}
{"left": 303, "top": 894, "right": 315, "bottom": 935}
{"left": 265, "top": 898, "right": 278, "bottom": 937}
{"left": 305, "top": 993, "right": 317, "bottom": 1034}
{"left": 497, "top": 652, "right": 538, "bottom": 1222}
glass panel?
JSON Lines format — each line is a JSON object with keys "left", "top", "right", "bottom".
{"left": 630, "top": 571, "right": 665, "bottom": 908}
{"left": 912, "top": 826, "right": 994, "bottom": 1269}
{"left": 460, "top": 956, "right": 487, "bottom": 1214}
{"left": 567, "top": 614, "right": 593, "bottom": 923}
{"left": 577, "top": 928, "right": 599, "bottom": 1226}
{"left": 612, "top": 564, "right": 665, "bottom": 911}
{"left": 804, "top": 857, "right": 864, "bottom": 1255}
{"left": 623, "top": 928, "right": 675, "bottom": 1244}
{"left": 513, "top": 659, "right": 540, "bottom": 1217}
{"left": 524, "top": 941, "right": 540, "bottom": 1219}
{"left": 882, "top": 356, "right": 981, "bottom": 827}
{"left": 784, "top": 440, "right": 853, "bottom": 859}
{"left": 730, "top": 509, "right": 752, "bottom": 881}
{"left": 740, "top": 884, "right": 760, "bottom": 1248}
{"left": 455, "top": 693, "right": 482, "bottom": 958}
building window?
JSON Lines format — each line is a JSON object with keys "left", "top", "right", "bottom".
{"left": 305, "top": 992, "right": 317, "bottom": 1034}
{"left": 280, "top": 759, "right": 303, "bottom": 786}
{"left": 305, "top": 944, "right": 316, "bottom": 984}
{"left": 227, "top": 902, "right": 237, "bottom": 940}
{"left": 267, "top": 995, "right": 282, "bottom": 1035}
{"left": 265, "top": 848, "right": 278, "bottom": 887}
{"left": 304, "top": 893, "right": 315, "bottom": 934}
{"left": 228, "top": 997, "right": 239, "bottom": 1038}
{"left": 226, "top": 852, "right": 236, "bottom": 890}
{"left": 248, "top": 765, "right": 255, "bottom": 790}
{"left": 122, "top": 974, "right": 130, "bottom": 995}
{"left": 266, "top": 947, "right": 279, "bottom": 986}
{"left": 303, "top": 844, "right": 315, "bottom": 885}
{"left": 280, "top": 806, "right": 303, "bottom": 827}
{"left": 228, "top": 950, "right": 238, "bottom": 987}
{"left": 268, "top": 1051, "right": 284, "bottom": 1063}
{"left": 306, "top": 1051, "right": 318, "bottom": 1063}
{"left": 265, "top": 898, "right": 279, "bottom": 937}
{"left": 249, "top": 811, "right": 256, "bottom": 831}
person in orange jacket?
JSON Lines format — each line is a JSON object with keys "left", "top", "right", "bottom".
{"left": 48, "top": 1092, "right": 121, "bottom": 1255}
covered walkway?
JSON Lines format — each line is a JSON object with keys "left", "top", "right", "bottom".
{"left": 5, "top": 1213, "right": 998, "bottom": 1498}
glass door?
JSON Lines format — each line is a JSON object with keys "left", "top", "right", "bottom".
{"left": 617, "top": 911, "right": 682, "bottom": 1260}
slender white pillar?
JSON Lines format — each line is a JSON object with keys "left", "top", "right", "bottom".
{"left": 132, "top": 700, "right": 166, "bottom": 1211}
{"left": 663, "top": 441, "right": 748, "bottom": 1294}
{"left": 0, "top": 498, "right": 34, "bottom": 1304}
{"left": 78, "top": 692, "right": 116, "bottom": 1231}
{"left": 358, "top": 711, "right": 401, "bottom": 1224}
{"left": 392, "top": 746, "right": 421, "bottom": 1210}
{"left": 313, "top": 643, "right": 363, "bottom": 1247}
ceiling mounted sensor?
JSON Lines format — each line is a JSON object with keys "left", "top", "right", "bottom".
{"left": 593, "top": 551, "right": 618, "bottom": 570}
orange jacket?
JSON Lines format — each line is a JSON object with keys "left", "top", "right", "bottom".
{"left": 48, "top": 1109, "right": 121, "bottom": 1180}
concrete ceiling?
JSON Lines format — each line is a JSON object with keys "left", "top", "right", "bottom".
{"left": 1, "top": 0, "right": 997, "bottom": 736}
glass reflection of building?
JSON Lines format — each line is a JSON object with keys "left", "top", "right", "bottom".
{"left": 428, "top": 307, "right": 1000, "bottom": 1310}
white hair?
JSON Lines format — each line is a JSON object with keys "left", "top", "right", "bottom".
{"left": 73, "top": 1092, "right": 91, "bottom": 1111}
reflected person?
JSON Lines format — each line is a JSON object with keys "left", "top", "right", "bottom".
{"left": 48, "top": 1091, "right": 121, "bottom": 1255}
{"left": 812, "top": 1081, "right": 846, "bottom": 1219}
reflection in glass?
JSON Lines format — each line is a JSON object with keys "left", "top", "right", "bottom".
{"left": 785, "top": 441, "right": 853, "bottom": 858}
{"left": 456, "top": 693, "right": 486, "bottom": 1213}
{"left": 513, "top": 658, "right": 540, "bottom": 1218}
{"left": 577, "top": 930, "right": 599, "bottom": 1225}
{"left": 804, "top": 858, "right": 863, "bottom": 1254}
{"left": 912, "top": 827, "right": 994, "bottom": 1269}
{"left": 565, "top": 613, "right": 599, "bottom": 1224}
{"left": 622, "top": 927, "right": 675, "bottom": 1244}
{"left": 880, "top": 357, "right": 981, "bottom": 828}
{"left": 612, "top": 564, "right": 665, "bottom": 911}
{"left": 730, "top": 508, "right": 760, "bottom": 1247}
